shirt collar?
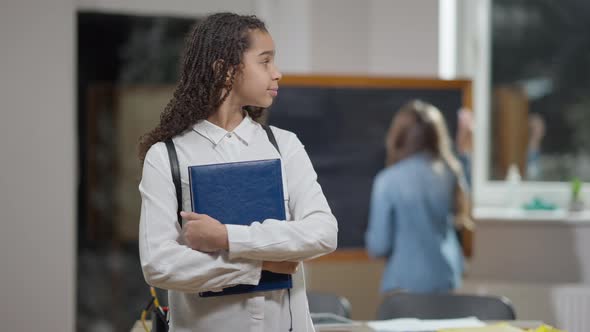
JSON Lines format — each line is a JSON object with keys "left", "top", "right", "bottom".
{"left": 192, "top": 114, "right": 258, "bottom": 146}
{"left": 232, "top": 114, "right": 258, "bottom": 144}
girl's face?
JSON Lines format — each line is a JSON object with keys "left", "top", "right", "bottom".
{"left": 232, "top": 30, "right": 282, "bottom": 108}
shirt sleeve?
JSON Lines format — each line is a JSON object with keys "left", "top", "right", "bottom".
{"left": 138, "top": 143, "right": 262, "bottom": 293}
{"left": 365, "top": 172, "right": 395, "bottom": 258}
{"left": 456, "top": 152, "right": 472, "bottom": 189}
{"left": 225, "top": 132, "right": 338, "bottom": 262}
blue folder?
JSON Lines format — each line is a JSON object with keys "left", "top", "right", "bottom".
{"left": 188, "top": 158, "right": 293, "bottom": 297}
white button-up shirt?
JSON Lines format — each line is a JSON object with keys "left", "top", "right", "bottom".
{"left": 139, "top": 115, "right": 338, "bottom": 332}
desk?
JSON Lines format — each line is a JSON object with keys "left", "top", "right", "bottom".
{"left": 129, "top": 320, "right": 373, "bottom": 332}
{"left": 130, "top": 320, "right": 544, "bottom": 332}
{"left": 314, "top": 320, "right": 543, "bottom": 332}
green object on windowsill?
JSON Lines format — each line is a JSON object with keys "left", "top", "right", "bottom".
{"left": 522, "top": 197, "right": 557, "bottom": 211}
{"left": 569, "top": 177, "right": 584, "bottom": 212}
{"left": 571, "top": 177, "right": 582, "bottom": 201}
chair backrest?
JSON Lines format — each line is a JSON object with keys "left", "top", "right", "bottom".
{"left": 376, "top": 292, "right": 516, "bottom": 321}
{"left": 307, "top": 291, "right": 352, "bottom": 318}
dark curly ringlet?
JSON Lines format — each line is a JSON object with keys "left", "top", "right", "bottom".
{"left": 138, "top": 13, "right": 267, "bottom": 162}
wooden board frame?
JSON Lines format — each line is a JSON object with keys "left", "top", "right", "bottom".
{"left": 277, "top": 75, "right": 474, "bottom": 262}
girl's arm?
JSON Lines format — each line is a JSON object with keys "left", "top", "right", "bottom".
{"left": 365, "top": 172, "right": 395, "bottom": 258}
{"left": 225, "top": 132, "right": 338, "bottom": 262}
{"left": 139, "top": 143, "right": 262, "bottom": 293}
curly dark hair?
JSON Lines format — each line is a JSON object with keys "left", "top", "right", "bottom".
{"left": 138, "top": 13, "right": 267, "bottom": 162}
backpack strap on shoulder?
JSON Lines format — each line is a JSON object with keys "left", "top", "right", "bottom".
{"left": 262, "top": 124, "right": 281, "bottom": 156}
{"left": 164, "top": 139, "right": 183, "bottom": 228}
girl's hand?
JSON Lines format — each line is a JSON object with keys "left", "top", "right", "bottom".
{"left": 456, "top": 108, "right": 473, "bottom": 155}
{"left": 180, "top": 211, "right": 229, "bottom": 253}
{"left": 262, "top": 261, "right": 299, "bottom": 274}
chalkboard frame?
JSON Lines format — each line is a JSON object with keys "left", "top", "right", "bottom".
{"left": 279, "top": 75, "right": 472, "bottom": 111}
{"left": 273, "top": 75, "right": 473, "bottom": 261}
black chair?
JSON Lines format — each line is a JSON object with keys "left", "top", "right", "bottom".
{"left": 376, "top": 292, "right": 516, "bottom": 321}
{"left": 307, "top": 291, "right": 352, "bottom": 318}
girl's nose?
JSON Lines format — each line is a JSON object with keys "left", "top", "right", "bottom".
{"left": 273, "top": 65, "right": 282, "bottom": 81}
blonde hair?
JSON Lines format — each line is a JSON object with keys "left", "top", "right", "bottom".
{"left": 385, "top": 100, "right": 474, "bottom": 231}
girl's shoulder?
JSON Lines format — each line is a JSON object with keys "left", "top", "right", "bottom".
{"left": 375, "top": 165, "right": 402, "bottom": 185}
{"left": 143, "top": 141, "right": 168, "bottom": 167}
{"left": 264, "top": 124, "right": 304, "bottom": 156}
{"left": 266, "top": 124, "right": 295, "bottom": 141}
{"left": 375, "top": 156, "right": 424, "bottom": 185}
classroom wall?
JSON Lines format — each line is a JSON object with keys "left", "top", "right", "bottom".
{"left": 0, "top": 1, "right": 76, "bottom": 331}
{"left": 368, "top": 0, "right": 439, "bottom": 76}
{"left": 0, "top": 0, "right": 443, "bottom": 330}
{"left": 258, "top": 0, "right": 313, "bottom": 73}
{"left": 306, "top": 260, "right": 386, "bottom": 320}
{"left": 308, "top": 0, "right": 439, "bottom": 75}
{"left": 310, "top": 0, "right": 370, "bottom": 73}
{"left": 76, "top": 0, "right": 257, "bottom": 16}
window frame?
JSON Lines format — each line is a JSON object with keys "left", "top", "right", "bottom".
{"left": 468, "top": 0, "right": 579, "bottom": 211}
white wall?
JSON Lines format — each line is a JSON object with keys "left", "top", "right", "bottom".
{"left": 77, "top": 0, "right": 257, "bottom": 16}
{"left": 267, "top": 0, "right": 440, "bottom": 75}
{"left": 0, "top": 1, "right": 76, "bottom": 331}
{"left": 310, "top": 0, "right": 370, "bottom": 73}
{"left": 0, "top": 0, "right": 443, "bottom": 330}
{"left": 76, "top": 0, "right": 442, "bottom": 76}
{"left": 257, "top": 0, "right": 313, "bottom": 73}
{"left": 369, "top": 0, "right": 439, "bottom": 76}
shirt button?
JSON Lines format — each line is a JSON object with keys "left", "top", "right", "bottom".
{"left": 226, "top": 133, "right": 232, "bottom": 138}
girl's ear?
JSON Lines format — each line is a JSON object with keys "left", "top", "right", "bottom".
{"left": 212, "top": 59, "right": 225, "bottom": 76}
{"left": 225, "top": 67, "right": 235, "bottom": 85}
{"left": 213, "top": 59, "right": 236, "bottom": 86}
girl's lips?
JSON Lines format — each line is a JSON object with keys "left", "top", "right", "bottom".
{"left": 268, "top": 89, "right": 278, "bottom": 97}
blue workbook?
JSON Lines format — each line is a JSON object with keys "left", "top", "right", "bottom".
{"left": 188, "top": 158, "right": 293, "bottom": 297}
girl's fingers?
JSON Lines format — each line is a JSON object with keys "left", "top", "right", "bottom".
{"left": 180, "top": 211, "right": 202, "bottom": 219}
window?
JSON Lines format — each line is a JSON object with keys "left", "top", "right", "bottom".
{"left": 469, "top": 0, "right": 590, "bottom": 208}
{"left": 490, "top": 0, "right": 590, "bottom": 182}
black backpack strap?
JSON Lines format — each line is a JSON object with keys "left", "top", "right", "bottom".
{"left": 164, "top": 139, "right": 183, "bottom": 228}
{"left": 262, "top": 124, "right": 281, "bottom": 155}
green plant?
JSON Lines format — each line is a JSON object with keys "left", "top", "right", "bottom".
{"left": 571, "top": 177, "right": 582, "bottom": 201}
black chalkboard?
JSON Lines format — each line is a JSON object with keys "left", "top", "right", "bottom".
{"left": 267, "top": 77, "right": 471, "bottom": 248}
